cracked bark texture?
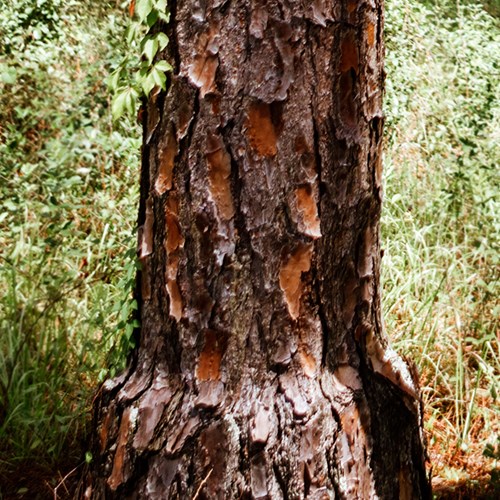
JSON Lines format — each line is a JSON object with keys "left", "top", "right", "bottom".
{"left": 82, "top": 1, "right": 431, "bottom": 498}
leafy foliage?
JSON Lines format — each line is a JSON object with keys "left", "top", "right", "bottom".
{"left": 0, "top": 0, "right": 140, "bottom": 480}
{"left": 109, "top": 0, "right": 172, "bottom": 120}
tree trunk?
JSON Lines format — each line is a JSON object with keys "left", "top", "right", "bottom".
{"left": 83, "top": 1, "right": 431, "bottom": 498}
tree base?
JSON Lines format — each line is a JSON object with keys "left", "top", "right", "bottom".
{"left": 81, "top": 356, "right": 430, "bottom": 499}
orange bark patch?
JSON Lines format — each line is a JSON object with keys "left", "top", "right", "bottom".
{"left": 99, "top": 407, "right": 115, "bottom": 453}
{"left": 339, "top": 32, "right": 358, "bottom": 73}
{"left": 340, "top": 405, "right": 360, "bottom": 441}
{"left": 166, "top": 280, "right": 183, "bottom": 321}
{"left": 164, "top": 194, "right": 184, "bottom": 321}
{"left": 294, "top": 135, "right": 309, "bottom": 155}
{"left": 140, "top": 258, "right": 151, "bottom": 300}
{"left": 295, "top": 186, "right": 322, "bottom": 239}
{"left": 196, "top": 330, "right": 225, "bottom": 381}
{"left": 205, "top": 135, "right": 234, "bottom": 220}
{"left": 367, "top": 21, "right": 376, "bottom": 47}
{"left": 339, "top": 71, "right": 356, "bottom": 127}
{"left": 347, "top": 0, "right": 358, "bottom": 13}
{"left": 246, "top": 101, "right": 278, "bottom": 157}
{"left": 108, "top": 407, "right": 132, "bottom": 491}
{"left": 210, "top": 94, "right": 221, "bottom": 115}
{"left": 299, "top": 348, "right": 317, "bottom": 378}
{"left": 155, "top": 127, "right": 178, "bottom": 195}
{"left": 188, "top": 55, "right": 218, "bottom": 98}
{"left": 186, "top": 26, "right": 219, "bottom": 98}
{"left": 165, "top": 195, "right": 184, "bottom": 254}
{"left": 279, "top": 243, "right": 313, "bottom": 320}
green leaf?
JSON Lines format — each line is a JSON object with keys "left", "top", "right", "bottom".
{"left": 125, "top": 322, "right": 135, "bottom": 339}
{"left": 155, "top": 0, "right": 167, "bottom": 12}
{"left": 0, "top": 66, "right": 17, "bottom": 85}
{"left": 126, "top": 22, "right": 140, "bottom": 45}
{"left": 151, "top": 66, "right": 167, "bottom": 89}
{"left": 136, "top": 0, "right": 153, "bottom": 22}
{"left": 108, "top": 69, "right": 121, "bottom": 91}
{"left": 135, "top": 64, "right": 148, "bottom": 83}
{"left": 158, "top": 10, "right": 170, "bottom": 22}
{"left": 112, "top": 87, "right": 138, "bottom": 121}
{"left": 30, "top": 438, "right": 42, "bottom": 450}
{"left": 141, "top": 72, "right": 156, "bottom": 96}
{"left": 143, "top": 37, "right": 159, "bottom": 64}
{"left": 112, "top": 88, "right": 129, "bottom": 121}
{"left": 154, "top": 60, "right": 172, "bottom": 72}
{"left": 4, "top": 200, "right": 18, "bottom": 211}
{"left": 146, "top": 9, "right": 159, "bottom": 27}
{"left": 156, "top": 32, "right": 169, "bottom": 51}
{"left": 125, "top": 88, "right": 139, "bottom": 116}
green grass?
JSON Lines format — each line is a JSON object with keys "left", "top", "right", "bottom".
{"left": 0, "top": 0, "right": 139, "bottom": 488}
{"left": 0, "top": 0, "right": 498, "bottom": 497}
{"left": 383, "top": 0, "right": 499, "bottom": 490}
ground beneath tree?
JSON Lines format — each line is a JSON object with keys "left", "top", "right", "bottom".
{"left": 0, "top": 460, "right": 80, "bottom": 500}
{"left": 1, "top": 458, "right": 498, "bottom": 499}
{"left": 424, "top": 400, "right": 500, "bottom": 500}
{"left": 428, "top": 444, "right": 500, "bottom": 499}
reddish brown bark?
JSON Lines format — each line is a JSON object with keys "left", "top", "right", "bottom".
{"left": 82, "top": 1, "right": 431, "bottom": 498}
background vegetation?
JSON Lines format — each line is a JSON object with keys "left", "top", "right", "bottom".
{"left": 0, "top": 0, "right": 498, "bottom": 497}
{"left": 383, "top": 1, "right": 499, "bottom": 495}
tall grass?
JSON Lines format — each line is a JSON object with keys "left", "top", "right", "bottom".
{"left": 0, "top": 1, "right": 139, "bottom": 489}
{"left": 383, "top": 0, "right": 499, "bottom": 490}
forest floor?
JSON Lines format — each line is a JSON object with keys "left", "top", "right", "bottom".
{"left": 1, "top": 450, "right": 498, "bottom": 500}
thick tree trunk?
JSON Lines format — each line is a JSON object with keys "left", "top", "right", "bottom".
{"left": 83, "top": 1, "right": 431, "bottom": 498}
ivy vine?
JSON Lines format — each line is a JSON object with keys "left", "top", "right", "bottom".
{"left": 109, "top": 0, "right": 172, "bottom": 121}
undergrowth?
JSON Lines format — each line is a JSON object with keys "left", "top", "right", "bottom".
{"left": 0, "top": 0, "right": 139, "bottom": 492}
{"left": 0, "top": 0, "right": 498, "bottom": 498}
{"left": 383, "top": 0, "right": 500, "bottom": 494}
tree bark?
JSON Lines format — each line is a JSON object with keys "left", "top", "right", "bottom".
{"left": 83, "top": 1, "right": 431, "bottom": 498}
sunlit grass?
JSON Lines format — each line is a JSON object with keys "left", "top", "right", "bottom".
{"left": 383, "top": 0, "right": 500, "bottom": 492}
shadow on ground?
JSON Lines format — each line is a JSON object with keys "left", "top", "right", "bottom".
{"left": 1, "top": 463, "right": 499, "bottom": 499}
